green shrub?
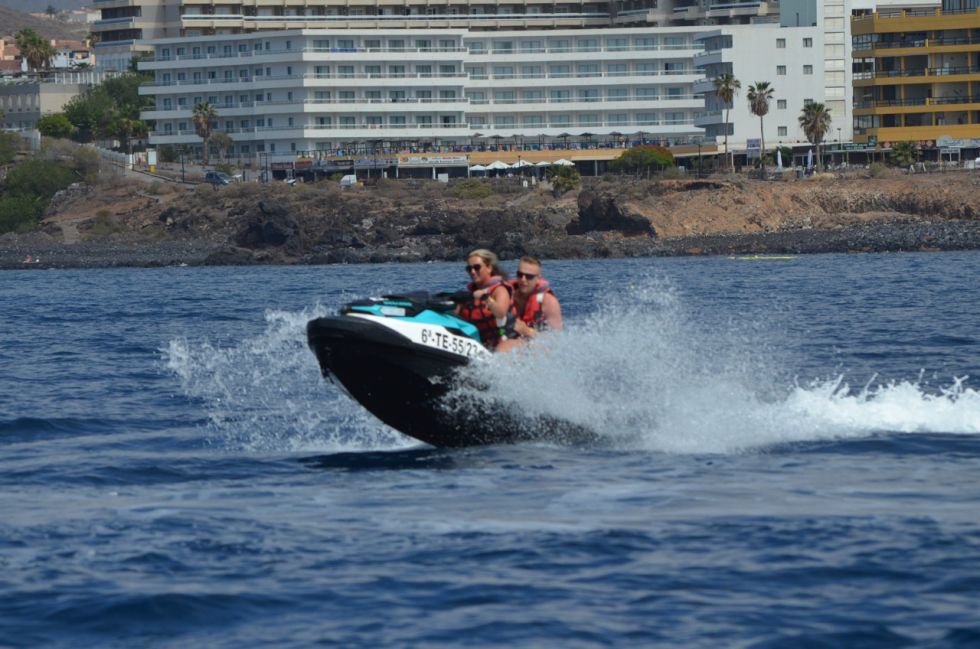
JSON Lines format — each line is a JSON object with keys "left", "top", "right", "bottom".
{"left": 0, "top": 132, "right": 22, "bottom": 165}
{"left": 4, "top": 159, "right": 75, "bottom": 199}
{"left": 37, "top": 113, "right": 74, "bottom": 139}
{"left": 547, "top": 165, "right": 581, "bottom": 196}
{"left": 451, "top": 178, "right": 494, "bottom": 200}
{"left": 72, "top": 147, "right": 101, "bottom": 183}
{"left": 157, "top": 145, "right": 178, "bottom": 163}
{"left": 868, "top": 162, "right": 888, "bottom": 178}
{"left": 0, "top": 195, "right": 45, "bottom": 234}
{"left": 610, "top": 145, "right": 674, "bottom": 174}
{"left": 660, "top": 166, "right": 686, "bottom": 180}
{"left": 87, "top": 209, "right": 122, "bottom": 238}
{"left": 890, "top": 141, "right": 919, "bottom": 167}
{"left": 214, "top": 162, "right": 235, "bottom": 175}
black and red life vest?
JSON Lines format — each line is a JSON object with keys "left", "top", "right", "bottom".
{"left": 457, "top": 277, "right": 513, "bottom": 349}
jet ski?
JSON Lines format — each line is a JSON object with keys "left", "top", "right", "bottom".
{"left": 306, "top": 292, "right": 594, "bottom": 447}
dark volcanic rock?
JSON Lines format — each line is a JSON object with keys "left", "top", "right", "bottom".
{"left": 235, "top": 202, "right": 299, "bottom": 249}
{"left": 568, "top": 190, "right": 656, "bottom": 236}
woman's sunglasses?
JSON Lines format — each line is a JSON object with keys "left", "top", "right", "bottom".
{"left": 465, "top": 264, "right": 483, "bottom": 273}
{"left": 516, "top": 271, "right": 538, "bottom": 280}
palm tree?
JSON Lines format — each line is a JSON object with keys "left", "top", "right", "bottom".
{"left": 192, "top": 101, "right": 217, "bottom": 165}
{"left": 712, "top": 73, "right": 741, "bottom": 172}
{"left": 15, "top": 29, "right": 55, "bottom": 75}
{"left": 798, "top": 102, "right": 833, "bottom": 171}
{"left": 746, "top": 81, "right": 775, "bottom": 177}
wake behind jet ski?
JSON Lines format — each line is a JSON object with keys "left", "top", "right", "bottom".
{"left": 306, "top": 292, "right": 593, "bottom": 447}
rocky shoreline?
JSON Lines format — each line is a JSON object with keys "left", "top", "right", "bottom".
{"left": 5, "top": 219, "right": 979, "bottom": 270}
{"left": 3, "top": 173, "right": 979, "bottom": 270}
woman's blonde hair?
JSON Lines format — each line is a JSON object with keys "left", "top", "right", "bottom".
{"left": 467, "top": 248, "right": 508, "bottom": 280}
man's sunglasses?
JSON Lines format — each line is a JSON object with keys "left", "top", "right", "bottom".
{"left": 465, "top": 264, "right": 483, "bottom": 273}
{"left": 516, "top": 271, "right": 538, "bottom": 280}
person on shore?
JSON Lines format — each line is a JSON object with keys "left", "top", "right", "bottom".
{"left": 456, "top": 249, "right": 513, "bottom": 350}
{"left": 496, "top": 256, "right": 562, "bottom": 352}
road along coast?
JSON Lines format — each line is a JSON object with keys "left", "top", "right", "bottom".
{"left": 3, "top": 172, "right": 979, "bottom": 269}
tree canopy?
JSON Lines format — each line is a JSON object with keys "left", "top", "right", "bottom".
{"left": 37, "top": 113, "right": 74, "bottom": 139}
{"left": 609, "top": 145, "right": 674, "bottom": 174}
{"left": 63, "top": 73, "right": 154, "bottom": 143}
{"left": 713, "top": 73, "right": 741, "bottom": 171}
{"left": 15, "top": 29, "right": 55, "bottom": 73}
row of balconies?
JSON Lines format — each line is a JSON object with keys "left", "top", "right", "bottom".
{"left": 853, "top": 65, "right": 980, "bottom": 81}
{"left": 852, "top": 35, "right": 980, "bottom": 52}
{"left": 142, "top": 69, "right": 697, "bottom": 89}
{"left": 140, "top": 45, "right": 698, "bottom": 67}
{"left": 854, "top": 95, "right": 980, "bottom": 110}
{"left": 149, "top": 118, "right": 698, "bottom": 141}
{"left": 144, "top": 96, "right": 699, "bottom": 119}
{"left": 179, "top": 12, "right": 609, "bottom": 23}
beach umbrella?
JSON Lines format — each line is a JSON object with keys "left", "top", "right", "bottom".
{"left": 553, "top": 158, "right": 574, "bottom": 166}
{"left": 511, "top": 159, "right": 532, "bottom": 168}
{"left": 776, "top": 149, "right": 783, "bottom": 169}
{"left": 535, "top": 160, "right": 552, "bottom": 167}
{"left": 469, "top": 164, "right": 487, "bottom": 171}
{"left": 486, "top": 160, "right": 510, "bottom": 170}
{"left": 806, "top": 148, "right": 813, "bottom": 169}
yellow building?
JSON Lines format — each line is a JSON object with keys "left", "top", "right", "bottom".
{"left": 851, "top": 4, "right": 980, "bottom": 150}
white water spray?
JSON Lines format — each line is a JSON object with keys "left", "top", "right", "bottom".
{"left": 164, "top": 305, "right": 413, "bottom": 453}
{"left": 449, "top": 281, "right": 980, "bottom": 453}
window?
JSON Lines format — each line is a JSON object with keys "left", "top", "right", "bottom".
{"left": 776, "top": 38, "right": 786, "bottom": 49}
{"left": 778, "top": 126, "right": 788, "bottom": 136}
{"left": 777, "top": 99, "right": 787, "bottom": 109}
{"left": 803, "top": 65, "right": 813, "bottom": 74}
{"left": 804, "top": 98, "right": 814, "bottom": 106}
{"left": 803, "top": 37, "right": 813, "bottom": 48}
{"left": 777, "top": 65, "right": 787, "bottom": 75}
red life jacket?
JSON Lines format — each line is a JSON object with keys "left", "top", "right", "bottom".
{"left": 457, "top": 276, "right": 513, "bottom": 349}
{"left": 509, "top": 278, "right": 555, "bottom": 331}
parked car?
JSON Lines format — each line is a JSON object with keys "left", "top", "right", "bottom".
{"left": 204, "top": 171, "right": 231, "bottom": 185}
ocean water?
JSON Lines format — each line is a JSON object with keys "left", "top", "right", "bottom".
{"left": 2, "top": 253, "right": 980, "bottom": 648}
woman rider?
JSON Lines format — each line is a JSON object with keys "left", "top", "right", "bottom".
{"left": 457, "top": 249, "right": 513, "bottom": 350}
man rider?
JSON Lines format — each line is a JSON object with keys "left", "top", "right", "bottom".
{"left": 496, "top": 256, "right": 562, "bottom": 352}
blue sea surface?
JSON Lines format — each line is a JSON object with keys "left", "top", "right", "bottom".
{"left": 2, "top": 253, "right": 980, "bottom": 647}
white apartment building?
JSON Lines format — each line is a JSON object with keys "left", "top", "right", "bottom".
{"left": 138, "top": 28, "right": 705, "bottom": 159}
{"left": 694, "top": 23, "right": 824, "bottom": 152}
{"left": 94, "top": 0, "right": 782, "bottom": 73}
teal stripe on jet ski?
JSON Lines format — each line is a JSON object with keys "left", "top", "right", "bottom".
{"left": 348, "top": 305, "right": 481, "bottom": 341}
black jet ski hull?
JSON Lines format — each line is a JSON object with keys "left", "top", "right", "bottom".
{"left": 307, "top": 315, "right": 594, "bottom": 447}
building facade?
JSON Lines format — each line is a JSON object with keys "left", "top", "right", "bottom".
{"left": 138, "top": 28, "right": 704, "bottom": 159}
{"left": 695, "top": 22, "right": 824, "bottom": 152}
{"left": 851, "top": 2, "right": 980, "bottom": 147}
{"left": 0, "top": 75, "right": 104, "bottom": 130}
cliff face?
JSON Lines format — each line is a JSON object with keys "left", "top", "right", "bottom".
{"left": 17, "top": 171, "right": 980, "bottom": 268}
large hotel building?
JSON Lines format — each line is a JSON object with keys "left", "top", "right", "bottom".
{"left": 93, "top": 0, "right": 980, "bottom": 163}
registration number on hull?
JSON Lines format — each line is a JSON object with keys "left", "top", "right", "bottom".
{"left": 418, "top": 327, "right": 485, "bottom": 359}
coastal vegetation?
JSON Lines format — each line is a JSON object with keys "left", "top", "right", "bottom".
{"left": 610, "top": 145, "right": 675, "bottom": 176}
{"left": 546, "top": 164, "right": 581, "bottom": 196}
{"left": 62, "top": 72, "right": 153, "bottom": 143}
{"left": 713, "top": 73, "right": 741, "bottom": 172}
{"left": 891, "top": 141, "right": 920, "bottom": 168}
{"left": 14, "top": 29, "right": 54, "bottom": 74}
{"left": 798, "top": 102, "right": 833, "bottom": 171}
{"left": 192, "top": 102, "right": 218, "bottom": 166}
{"left": 0, "top": 139, "right": 101, "bottom": 235}
{"left": 747, "top": 81, "right": 774, "bottom": 175}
